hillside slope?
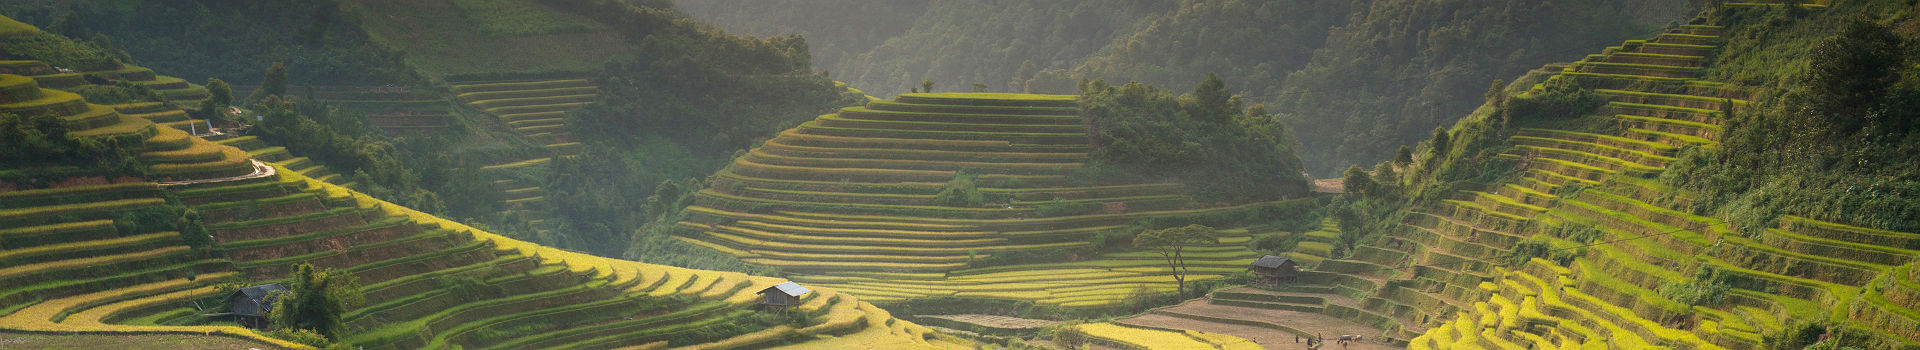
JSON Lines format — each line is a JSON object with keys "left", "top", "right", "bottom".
{"left": 1212, "top": 2, "right": 1920, "bottom": 349}
{"left": 672, "top": 92, "right": 1324, "bottom": 309}
{"left": 0, "top": 78, "right": 960, "bottom": 349}
{"left": 0, "top": 21, "right": 956, "bottom": 348}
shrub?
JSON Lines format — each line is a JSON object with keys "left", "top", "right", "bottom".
{"left": 1080, "top": 76, "right": 1310, "bottom": 202}
{"left": 1034, "top": 198, "right": 1098, "bottom": 217}
{"left": 1545, "top": 223, "right": 1602, "bottom": 243}
{"left": 1502, "top": 237, "right": 1578, "bottom": 266}
{"left": 269, "top": 328, "right": 331, "bottom": 348}
{"left": 1657, "top": 265, "right": 1731, "bottom": 307}
{"left": 270, "top": 263, "right": 364, "bottom": 339}
{"left": 933, "top": 169, "right": 986, "bottom": 207}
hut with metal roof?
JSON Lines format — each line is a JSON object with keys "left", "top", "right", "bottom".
{"left": 1248, "top": 255, "right": 1301, "bottom": 287}
{"left": 757, "top": 281, "right": 811, "bottom": 309}
{"left": 222, "top": 283, "right": 285, "bottom": 330}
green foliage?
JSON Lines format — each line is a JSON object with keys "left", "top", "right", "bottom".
{"left": 69, "top": 81, "right": 163, "bottom": 105}
{"left": 269, "top": 263, "right": 364, "bottom": 340}
{"left": 112, "top": 205, "right": 211, "bottom": 254}
{"left": 257, "top": 62, "right": 288, "bottom": 101}
{"left": 1394, "top": 146, "right": 1413, "bottom": 166}
{"left": 1341, "top": 165, "right": 1374, "bottom": 196}
{"left": 1501, "top": 237, "right": 1578, "bottom": 267}
{"left": 1663, "top": 14, "right": 1920, "bottom": 233}
{"left": 1760, "top": 320, "right": 1826, "bottom": 350}
{"left": 933, "top": 169, "right": 986, "bottom": 207}
{"left": 200, "top": 78, "right": 232, "bottom": 119}
{"left": 269, "top": 328, "right": 331, "bottom": 348}
{"left": 434, "top": 272, "right": 502, "bottom": 302}
{"left": 1501, "top": 78, "right": 1603, "bottom": 124}
{"left": 8, "top": 1, "right": 415, "bottom": 84}
{"left": 619, "top": 178, "right": 779, "bottom": 275}
{"left": 0, "top": 112, "right": 145, "bottom": 179}
{"left": 447, "top": 0, "right": 604, "bottom": 37}
{"left": 0, "top": 31, "right": 120, "bottom": 70}
{"left": 1080, "top": 75, "right": 1309, "bottom": 202}
{"left": 250, "top": 96, "right": 445, "bottom": 214}
{"left": 1033, "top": 198, "right": 1099, "bottom": 218}
{"left": 1133, "top": 224, "right": 1221, "bottom": 296}
{"left": 1802, "top": 19, "right": 1907, "bottom": 133}
{"left": 1545, "top": 223, "right": 1602, "bottom": 244}
{"left": 1657, "top": 265, "right": 1730, "bottom": 307}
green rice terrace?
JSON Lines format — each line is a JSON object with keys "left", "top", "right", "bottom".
{"left": 8, "top": 0, "right": 1920, "bottom": 349}
{"left": 674, "top": 92, "right": 1324, "bottom": 308}
{"left": 0, "top": 23, "right": 960, "bottom": 347}
{"left": 454, "top": 77, "right": 600, "bottom": 237}
{"left": 1267, "top": 7, "right": 1920, "bottom": 350}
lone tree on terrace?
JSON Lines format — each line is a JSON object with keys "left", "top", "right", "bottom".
{"left": 269, "top": 263, "right": 364, "bottom": 340}
{"left": 1134, "top": 224, "right": 1221, "bottom": 296}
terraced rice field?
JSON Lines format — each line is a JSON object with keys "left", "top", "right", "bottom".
{"left": 451, "top": 78, "right": 598, "bottom": 231}
{"left": 0, "top": 74, "right": 253, "bottom": 182}
{"left": 1101, "top": 9, "right": 1920, "bottom": 350}
{"left": 0, "top": 58, "right": 208, "bottom": 106}
{"left": 0, "top": 166, "right": 961, "bottom": 349}
{"left": 676, "top": 93, "right": 1316, "bottom": 307}
{"left": 1, "top": 66, "right": 954, "bottom": 348}
{"left": 1, "top": 158, "right": 958, "bottom": 350}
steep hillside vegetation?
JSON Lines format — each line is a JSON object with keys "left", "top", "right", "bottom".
{"left": 1209, "top": 2, "right": 1920, "bottom": 349}
{"left": 0, "top": 0, "right": 415, "bottom": 86}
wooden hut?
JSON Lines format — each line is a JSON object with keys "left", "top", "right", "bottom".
{"left": 222, "top": 283, "right": 285, "bottom": 330}
{"left": 758, "top": 281, "right": 811, "bottom": 309}
{"left": 1248, "top": 255, "right": 1301, "bottom": 287}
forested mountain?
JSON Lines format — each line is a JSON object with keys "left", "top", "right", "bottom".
{"left": 675, "top": 0, "right": 1691, "bottom": 175}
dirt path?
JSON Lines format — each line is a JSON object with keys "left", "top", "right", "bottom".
{"left": 158, "top": 160, "right": 275, "bottom": 186}
{"left": 1121, "top": 300, "right": 1404, "bottom": 350}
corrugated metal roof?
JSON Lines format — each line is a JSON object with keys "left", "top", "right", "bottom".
{"left": 761, "top": 281, "right": 811, "bottom": 297}
{"left": 1250, "top": 255, "right": 1291, "bottom": 268}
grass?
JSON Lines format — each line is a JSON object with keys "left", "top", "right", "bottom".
{"left": 0, "top": 15, "right": 38, "bottom": 37}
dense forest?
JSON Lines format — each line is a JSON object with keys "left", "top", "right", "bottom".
{"left": 0, "top": 0, "right": 415, "bottom": 85}
{"left": 676, "top": 0, "right": 1690, "bottom": 175}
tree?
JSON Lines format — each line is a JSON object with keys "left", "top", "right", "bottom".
{"left": 199, "top": 78, "right": 232, "bottom": 121}
{"left": 54, "top": 12, "right": 90, "bottom": 39}
{"left": 1804, "top": 20, "right": 1906, "bottom": 134}
{"left": 1342, "top": 165, "right": 1374, "bottom": 196}
{"left": 1188, "top": 73, "right": 1234, "bottom": 121}
{"left": 269, "top": 263, "right": 363, "bottom": 340}
{"left": 971, "top": 83, "right": 989, "bottom": 92}
{"left": 1424, "top": 126, "right": 1451, "bottom": 171}
{"left": 1395, "top": 146, "right": 1414, "bottom": 166}
{"left": 1133, "top": 224, "right": 1221, "bottom": 296}
{"left": 262, "top": 62, "right": 289, "bottom": 98}
{"left": 920, "top": 79, "right": 935, "bottom": 93}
